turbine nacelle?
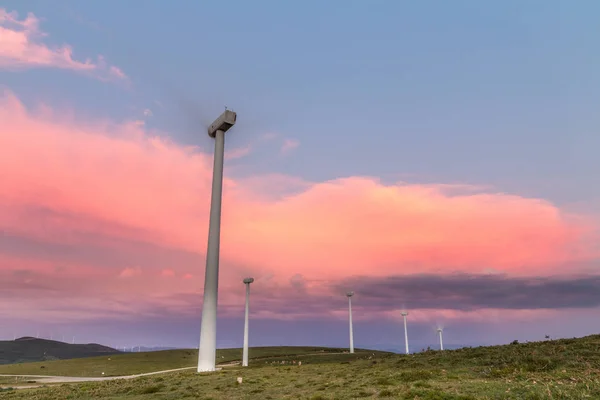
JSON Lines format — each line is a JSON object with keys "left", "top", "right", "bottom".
{"left": 243, "top": 277, "right": 255, "bottom": 284}
{"left": 346, "top": 291, "right": 354, "bottom": 298}
{"left": 208, "top": 109, "right": 237, "bottom": 138}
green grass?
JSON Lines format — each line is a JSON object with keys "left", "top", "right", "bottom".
{"left": 0, "top": 346, "right": 377, "bottom": 377}
{"left": 1, "top": 336, "right": 600, "bottom": 399}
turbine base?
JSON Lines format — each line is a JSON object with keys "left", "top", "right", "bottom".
{"left": 197, "top": 367, "right": 222, "bottom": 373}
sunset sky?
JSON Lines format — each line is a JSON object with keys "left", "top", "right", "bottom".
{"left": 1, "top": 1, "right": 600, "bottom": 351}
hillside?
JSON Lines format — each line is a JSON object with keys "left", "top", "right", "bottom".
{"left": 0, "top": 346, "right": 383, "bottom": 376}
{"left": 1, "top": 336, "right": 600, "bottom": 398}
{"left": 0, "top": 337, "right": 120, "bottom": 365}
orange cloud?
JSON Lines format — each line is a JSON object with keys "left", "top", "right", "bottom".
{"left": 0, "top": 8, "right": 126, "bottom": 81}
{"left": 0, "top": 89, "right": 598, "bottom": 321}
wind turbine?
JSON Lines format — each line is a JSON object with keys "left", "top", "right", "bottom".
{"left": 197, "top": 109, "right": 237, "bottom": 373}
{"left": 346, "top": 291, "right": 355, "bottom": 354}
{"left": 437, "top": 327, "right": 444, "bottom": 351}
{"left": 242, "top": 277, "right": 254, "bottom": 367}
{"left": 401, "top": 311, "right": 409, "bottom": 354}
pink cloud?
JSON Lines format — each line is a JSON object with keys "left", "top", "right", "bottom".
{"left": 161, "top": 269, "right": 175, "bottom": 277}
{"left": 0, "top": 9, "right": 127, "bottom": 81}
{"left": 224, "top": 145, "right": 252, "bottom": 161}
{"left": 280, "top": 138, "right": 299, "bottom": 155}
{"left": 109, "top": 65, "right": 126, "bottom": 79}
{"left": 119, "top": 266, "right": 141, "bottom": 278}
{"left": 0, "top": 90, "right": 598, "bottom": 322}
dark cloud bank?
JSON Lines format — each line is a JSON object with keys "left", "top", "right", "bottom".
{"left": 335, "top": 273, "right": 600, "bottom": 311}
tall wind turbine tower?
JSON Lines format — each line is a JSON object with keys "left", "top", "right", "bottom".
{"left": 347, "top": 291, "right": 355, "bottom": 354}
{"left": 437, "top": 328, "right": 444, "bottom": 351}
{"left": 197, "top": 109, "right": 237, "bottom": 373}
{"left": 401, "top": 311, "right": 409, "bottom": 355}
{"left": 242, "top": 277, "right": 254, "bottom": 367}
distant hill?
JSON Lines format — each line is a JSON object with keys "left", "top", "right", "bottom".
{"left": 0, "top": 337, "right": 120, "bottom": 364}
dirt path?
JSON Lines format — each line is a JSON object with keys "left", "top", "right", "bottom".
{"left": 0, "top": 366, "right": 198, "bottom": 389}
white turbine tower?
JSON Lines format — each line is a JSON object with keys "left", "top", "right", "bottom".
{"left": 347, "top": 291, "right": 355, "bottom": 354}
{"left": 197, "top": 109, "right": 237, "bottom": 373}
{"left": 401, "top": 311, "right": 409, "bottom": 355}
{"left": 437, "top": 327, "right": 444, "bottom": 351}
{"left": 242, "top": 277, "right": 254, "bottom": 367}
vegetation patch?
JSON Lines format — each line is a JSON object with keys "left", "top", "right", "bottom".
{"left": 1, "top": 336, "right": 600, "bottom": 399}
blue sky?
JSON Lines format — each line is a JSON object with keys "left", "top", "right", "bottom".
{"left": 5, "top": 0, "right": 599, "bottom": 201}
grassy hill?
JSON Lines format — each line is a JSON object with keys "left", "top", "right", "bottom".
{"left": 0, "top": 346, "right": 380, "bottom": 377}
{"left": 1, "top": 336, "right": 600, "bottom": 399}
{"left": 0, "top": 337, "right": 119, "bottom": 365}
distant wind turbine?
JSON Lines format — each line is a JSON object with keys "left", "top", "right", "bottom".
{"left": 242, "top": 277, "right": 255, "bottom": 367}
{"left": 347, "top": 291, "right": 355, "bottom": 354}
{"left": 401, "top": 311, "right": 409, "bottom": 355}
